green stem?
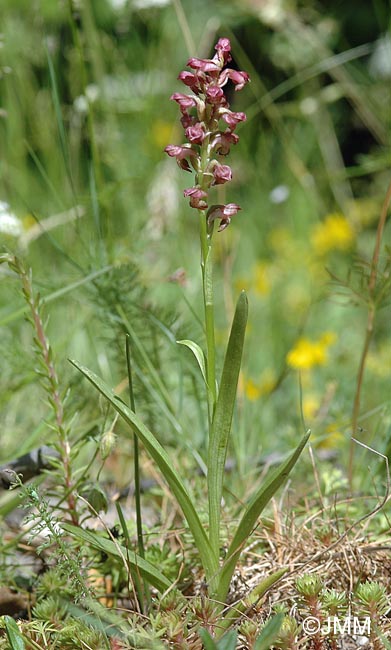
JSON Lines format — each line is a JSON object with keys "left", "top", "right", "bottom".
{"left": 199, "top": 210, "right": 217, "bottom": 424}
{"left": 197, "top": 130, "right": 217, "bottom": 425}
{"left": 349, "top": 178, "right": 391, "bottom": 488}
{"left": 125, "top": 335, "right": 150, "bottom": 612}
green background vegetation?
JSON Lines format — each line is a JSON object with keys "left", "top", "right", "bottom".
{"left": 1, "top": 0, "right": 390, "bottom": 492}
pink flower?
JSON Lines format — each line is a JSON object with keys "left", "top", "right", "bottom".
{"left": 164, "top": 144, "right": 197, "bottom": 172}
{"left": 215, "top": 38, "right": 231, "bottom": 54}
{"left": 178, "top": 71, "right": 200, "bottom": 91}
{"left": 180, "top": 113, "right": 195, "bottom": 129}
{"left": 184, "top": 187, "right": 208, "bottom": 210}
{"left": 214, "top": 38, "right": 232, "bottom": 65}
{"left": 221, "top": 111, "right": 247, "bottom": 130}
{"left": 187, "top": 57, "right": 220, "bottom": 73}
{"left": 211, "top": 131, "right": 239, "bottom": 155}
{"left": 219, "top": 69, "right": 250, "bottom": 91}
{"left": 207, "top": 203, "right": 241, "bottom": 231}
{"left": 213, "top": 164, "right": 232, "bottom": 185}
{"left": 170, "top": 93, "right": 197, "bottom": 112}
{"left": 205, "top": 85, "right": 225, "bottom": 104}
{"left": 185, "top": 123, "right": 206, "bottom": 144}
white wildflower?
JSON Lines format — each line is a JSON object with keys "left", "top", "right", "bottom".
{"left": 0, "top": 201, "right": 22, "bottom": 236}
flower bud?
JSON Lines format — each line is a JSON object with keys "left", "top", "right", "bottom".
{"left": 184, "top": 187, "right": 208, "bottom": 209}
{"left": 100, "top": 429, "right": 117, "bottom": 460}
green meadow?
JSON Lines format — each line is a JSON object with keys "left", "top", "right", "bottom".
{"left": 0, "top": 1, "right": 390, "bottom": 648}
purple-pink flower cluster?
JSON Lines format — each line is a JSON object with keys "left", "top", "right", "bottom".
{"left": 164, "top": 38, "right": 249, "bottom": 231}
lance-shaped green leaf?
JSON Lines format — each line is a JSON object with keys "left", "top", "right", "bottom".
{"left": 3, "top": 616, "right": 26, "bottom": 650}
{"left": 216, "top": 432, "right": 310, "bottom": 602}
{"left": 63, "top": 524, "right": 171, "bottom": 593}
{"left": 177, "top": 339, "right": 208, "bottom": 388}
{"left": 208, "top": 291, "right": 248, "bottom": 554}
{"left": 217, "top": 569, "right": 287, "bottom": 636}
{"left": 69, "top": 360, "right": 218, "bottom": 581}
{"left": 254, "top": 614, "right": 284, "bottom": 650}
{"left": 199, "top": 629, "right": 237, "bottom": 650}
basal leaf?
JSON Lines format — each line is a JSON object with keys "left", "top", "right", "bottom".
{"left": 63, "top": 524, "right": 171, "bottom": 593}
{"left": 217, "top": 569, "right": 287, "bottom": 636}
{"left": 217, "top": 432, "right": 310, "bottom": 601}
{"left": 3, "top": 616, "right": 25, "bottom": 650}
{"left": 254, "top": 613, "right": 284, "bottom": 650}
{"left": 199, "top": 628, "right": 237, "bottom": 650}
{"left": 69, "top": 360, "right": 217, "bottom": 581}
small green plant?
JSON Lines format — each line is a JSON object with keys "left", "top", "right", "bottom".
{"left": 239, "top": 619, "right": 259, "bottom": 648}
{"left": 295, "top": 574, "right": 325, "bottom": 650}
{"left": 356, "top": 580, "right": 389, "bottom": 650}
{"left": 20, "top": 482, "right": 90, "bottom": 600}
{"left": 274, "top": 616, "right": 300, "bottom": 650}
{"left": 68, "top": 37, "right": 309, "bottom": 607}
{"left": 0, "top": 254, "right": 79, "bottom": 524}
{"left": 320, "top": 588, "right": 347, "bottom": 650}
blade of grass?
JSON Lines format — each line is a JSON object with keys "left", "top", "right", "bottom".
{"left": 208, "top": 291, "right": 248, "bottom": 556}
{"left": 69, "top": 359, "right": 218, "bottom": 581}
{"left": 45, "top": 43, "right": 77, "bottom": 201}
{"left": 125, "top": 336, "right": 144, "bottom": 559}
{"left": 0, "top": 265, "right": 114, "bottom": 327}
{"left": 216, "top": 431, "right": 310, "bottom": 602}
{"left": 89, "top": 162, "right": 102, "bottom": 241}
{"left": 116, "top": 305, "right": 175, "bottom": 413}
{"left": 125, "top": 334, "right": 150, "bottom": 611}
{"left": 24, "top": 141, "right": 66, "bottom": 211}
{"left": 115, "top": 501, "right": 147, "bottom": 612}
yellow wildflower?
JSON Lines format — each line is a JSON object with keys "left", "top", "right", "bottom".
{"left": 244, "top": 378, "right": 261, "bottom": 401}
{"left": 311, "top": 213, "right": 355, "bottom": 256}
{"left": 244, "top": 369, "right": 276, "bottom": 401}
{"left": 317, "top": 425, "right": 344, "bottom": 449}
{"left": 287, "top": 332, "right": 336, "bottom": 370}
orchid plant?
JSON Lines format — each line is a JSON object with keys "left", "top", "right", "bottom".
{"left": 69, "top": 38, "right": 309, "bottom": 607}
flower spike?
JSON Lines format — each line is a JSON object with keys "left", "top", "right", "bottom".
{"left": 165, "top": 37, "right": 249, "bottom": 230}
